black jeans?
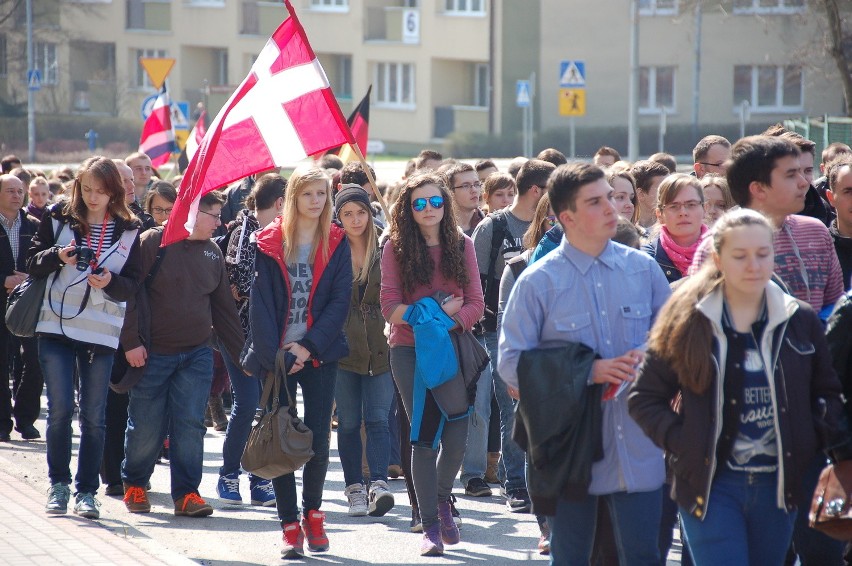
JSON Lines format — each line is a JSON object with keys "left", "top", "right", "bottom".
{"left": 0, "top": 321, "right": 43, "bottom": 433}
{"left": 272, "top": 361, "right": 337, "bottom": 525}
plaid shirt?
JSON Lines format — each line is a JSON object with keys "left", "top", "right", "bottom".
{"left": 0, "top": 210, "right": 22, "bottom": 264}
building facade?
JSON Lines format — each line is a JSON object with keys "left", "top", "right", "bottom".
{"left": 0, "top": 0, "right": 847, "bottom": 155}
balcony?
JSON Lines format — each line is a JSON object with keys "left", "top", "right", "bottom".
{"left": 434, "top": 105, "right": 488, "bottom": 139}
{"left": 241, "top": 1, "right": 287, "bottom": 36}
{"left": 364, "top": 6, "right": 419, "bottom": 43}
{"left": 72, "top": 80, "right": 118, "bottom": 115}
{"left": 127, "top": 0, "right": 171, "bottom": 32}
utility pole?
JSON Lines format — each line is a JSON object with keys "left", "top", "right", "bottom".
{"left": 691, "top": 2, "right": 703, "bottom": 144}
{"left": 627, "top": 0, "right": 640, "bottom": 161}
{"left": 26, "top": 0, "right": 35, "bottom": 162}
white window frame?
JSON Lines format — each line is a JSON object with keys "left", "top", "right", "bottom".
{"left": 473, "top": 63, "right": 489, "bottom": 108}
{"left": 374, "top": 62, "right": 415, "bottom": 109}
{"left": 639, "top": 0, "right": 678, "bottom": 16}
{"left": 639, "top": 66, "right": 676, "bottom": 115}
{"left": 336, "top": 54, "right": 352, "bottom": 99}
{"left": 733, "top": 65, "right": 803, "bottom": 113}
{"left": 732, "top": 0, "right": 804, "bottom": 15}
{"left": 183, "top": 0, "right": 225, "bottom": 7}
{"left": 35, "top": 42, "right": 58, "bottom": 86}
{"left": 444, "top": 0, "right": 486, "bottom": 16}
{"left": 216, "top": 48, "right": 228, "bottom": 86}
{"left": 309, "top": 0, "right": 349, "bottom": 12}
{"left": 135, "top": 47, "right": 167, "bottom": 89}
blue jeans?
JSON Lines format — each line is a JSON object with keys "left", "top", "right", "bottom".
{"left": 550, "top": 488, "right": 663, "bottom": 566}
{"left": 460, "top": 333, "right": 492, "bottom": 485}
{"left": 335, "top": 369, "right": 394, "bottom": 486}
{"left": 39, "top": 336, "right": 114, "bottom": 494}
{"left": 122, "top": 345, "right": 213, "bottom": 501}
{"left": 680, "top": 469, "right": 796, "bottom": 566}
{"left": 272, "top": 361, "right": 337, "bottom": 524}
{"left": 219, "top": 344, "right": 263, "bottom": 477}
{"left": 485, "top": 330, "right": 526, "bottom": 491}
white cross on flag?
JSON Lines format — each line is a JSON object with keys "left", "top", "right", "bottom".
{"left": 162, "top": 0, "right": 353, "bottom": 245}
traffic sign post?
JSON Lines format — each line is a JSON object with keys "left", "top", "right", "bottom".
{"left": 139, "top": 58, "right": 175, "bottom": 90}
{"left": 559, "top": 61, "right": 587, "bottom": 158}
{"left": 516, "top": 78, "right": 534, "bottom": 157}
{"left": 516, "top": 80, "right": 531, "bottom": 108}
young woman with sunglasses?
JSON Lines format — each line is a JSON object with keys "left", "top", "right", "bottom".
{"left": 26, "top": 156, "right": 143, "bottom": 519}
{"left": 380, "top": 173, "right": 484, "bottom": 556}
{"left": 241, "top": 166, "right": 352, "bottom": 559}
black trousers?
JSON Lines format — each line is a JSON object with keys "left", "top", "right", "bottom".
{"left": 0, "top": 318, "right": 43, "bottom": 434}
{"left": 101, "top": 349, "right": 130, "bottom": 487}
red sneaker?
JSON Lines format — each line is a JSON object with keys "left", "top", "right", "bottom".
{"left": 301, "top": 510, "right": 329, "bottom": 552}
{"left": 281, "top": 521, "right": 304, "bottom": 559}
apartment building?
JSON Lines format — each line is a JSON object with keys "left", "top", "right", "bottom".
{"left": 0, "top": 0, "right": 847, "bottom": 153}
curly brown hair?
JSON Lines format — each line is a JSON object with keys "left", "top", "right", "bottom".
{"left": 389, "top": 173, "right": 469, "bottom": 296}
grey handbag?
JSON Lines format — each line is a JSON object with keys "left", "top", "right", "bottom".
{"left": 241, "top": 349, "right": 314, "bottom": 479}
{"left": 5, "top": 275, "right": 49, "bottom": 338}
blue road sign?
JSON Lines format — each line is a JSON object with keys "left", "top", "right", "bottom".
{"left": 516, "top": 80, "right": 531, "bottom": 108}
{"left": 27, "top": 69, "right": 41, "bottom": 92}
{"left": 559, "top": 61, "right": 586, "bottom": 88}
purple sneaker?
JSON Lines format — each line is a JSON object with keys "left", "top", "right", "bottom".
{"left": 421, "top": 522, "right": 444, "bottom": 556}
{"left": 438, "top": 498, "right": 461, "bottom": 545}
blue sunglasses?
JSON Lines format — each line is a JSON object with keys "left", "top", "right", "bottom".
{"left": 412, "top": 196, "right": 445, "bottom": 212}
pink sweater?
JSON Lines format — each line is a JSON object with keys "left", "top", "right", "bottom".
{"left": 380, "top": 235, "right": 484, "bottom": 347}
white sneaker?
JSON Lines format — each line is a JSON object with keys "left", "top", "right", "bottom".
{"left": 345, "top": 483, "right": 368, "bottom": 516}
{"left": 368, "top": 480, "right": 395, "bottom": 517}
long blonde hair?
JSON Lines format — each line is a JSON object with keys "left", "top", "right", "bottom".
{"left": 346, "top": 200, "right": 378, "bottom": 285}
{"left": 281, "top": 167, "right": 332, "bottom": 264}
{"left": 647, "top": 209, "right": 773, "bottom": 394}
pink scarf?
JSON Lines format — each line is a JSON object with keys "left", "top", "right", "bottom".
{"left": 659, "top": 224, "right": 708, "bottom": 276}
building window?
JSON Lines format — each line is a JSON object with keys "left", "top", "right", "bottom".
{"left": 310, "top": 0, "right": 348, "bottom": 11}
{"left": 639, "top": 0, "right": 678, "bottom": 16}
{"left": 733, "top": 65, "right": 802, "bottom": 112}
{"left": 474, "top": 63, "right": 489, "bottom": 108}
{"left": 0, "top": 36, "right": 6, "bottom": 77}
{"left": 335, "top": 55, "right": 352, "bottom": 98}
{"left": 35, "top": 42, "right": 58, "bottom": 85}
{"left": 375, "top": 62, "right": 415, "bottom": 108}
{"left": 135, "top": 48, "right": 167, "bottom": 88}
{"left": 639, "top": 66, "right": 675, "bottom": 113}
{"left": 445, "top": 0, "right": 485, "bottom": 15}
{"left": 216, "top": 49, "right": 228, "bottom": 86}
{"left": 184, "top": 0, "right": 224, "bottom": 6}
{"left": 732, "top": 0, "right": 804, "bottom": 14}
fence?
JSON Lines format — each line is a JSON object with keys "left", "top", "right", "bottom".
{"left": 784, "top": 116, "right": 852, "bottom": 160}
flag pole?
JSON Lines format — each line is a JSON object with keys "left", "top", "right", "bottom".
{"left": 351, "top": 143, "right": 390, "bottom": 221}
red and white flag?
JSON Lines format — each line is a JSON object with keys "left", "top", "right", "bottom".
{"left": 185, "top": 110, "right": 207, "bottom": 163}
{"left": 162, "top": 0, "right": 354, "bottom": 245}
{"left": 138, "top": 85, "right": 175, "bottom": 168}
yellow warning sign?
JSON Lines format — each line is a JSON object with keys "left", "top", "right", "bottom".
{"left": 559, "top": 88, "right": 586, "bottom": 117}
{"left": 139, "top": 58, "right": 175, "bottom": 90}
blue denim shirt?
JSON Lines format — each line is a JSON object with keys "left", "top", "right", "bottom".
{"left": 498, "top": 237, "right": 672, "bottom": 495}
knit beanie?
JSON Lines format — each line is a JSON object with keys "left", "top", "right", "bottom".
{"left": 334, "top": 184, "right": 372, "bottom": 217}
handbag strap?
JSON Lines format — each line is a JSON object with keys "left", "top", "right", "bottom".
{"left": 258, "top": 369, "right": 281, "bottom": 412}
{"left": 274, "top": 349, "right": 299, "bottom": 409}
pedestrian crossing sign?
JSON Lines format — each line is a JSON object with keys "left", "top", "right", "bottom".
{"left": 559, "top": 88, "right": 586, "bottom": 117}
{"left": 560, "top": 61, "right": 585, "bottom": 88}
{"left": 27, "top": 69, "right": 41, "bottom": 92}
{"left": 516, "top": 80, "right": 531, "bottom": 108}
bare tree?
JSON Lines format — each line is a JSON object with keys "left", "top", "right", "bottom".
{"left": 819, "top": 0, "right": 852, "bottom": 116}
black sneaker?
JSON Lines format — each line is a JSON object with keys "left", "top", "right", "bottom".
{"left": 465, "top": 477, "right": 493, "bottom": 497}
{"left": 506, "top": 488, "right": 531, "bottom": 513}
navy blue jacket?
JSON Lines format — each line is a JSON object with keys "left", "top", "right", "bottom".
{"left": 642, "top": 235, "right": 683, "bottom": 284}
{"left": 241, "top": 215, "right": 352, "bottom": 377}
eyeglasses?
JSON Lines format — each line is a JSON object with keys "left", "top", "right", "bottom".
{"left": 198, "top": 209, "right": 222, "bottom": 221}
{"left": 453, "top": 181, "right": 482, "bottom": 191}
{"left": 663, "top": 200, "right": 703, "bottom": 213}
{"left": 151, "top": 207, "right": 173, "bottom": 215}
{"left": 412, "top": 196, "right": 445, "bottom": 212}
{"left": 698, "top": 161, "right": 726, "bottom": 169}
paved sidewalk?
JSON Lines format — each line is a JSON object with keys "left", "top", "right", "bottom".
{"left": 0, "top": 453, "right": 194, "bottom": 566}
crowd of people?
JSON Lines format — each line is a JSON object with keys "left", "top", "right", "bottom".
{"left": 1, "top": 125, "right": 852, "bottom": 565}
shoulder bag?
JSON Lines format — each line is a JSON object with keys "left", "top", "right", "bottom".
{"left": 809, "top": 460, "right": 852, "bottom": 540}
{"left": 241, "top": 349, "right": 313, "bottom": 479}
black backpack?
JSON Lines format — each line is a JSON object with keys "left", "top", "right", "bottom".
{"left": 480, "top": 211, "right": 523, "bottom": 332}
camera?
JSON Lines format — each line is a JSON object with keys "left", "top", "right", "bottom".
{"left": 69, "top": 245, "right": 95, "bottom": 272}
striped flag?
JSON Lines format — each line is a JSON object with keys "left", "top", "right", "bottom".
{"left": 161, "top": 0, "right": 354, "bottom": 246}
{"left": 186, "top": 110, "right": 207, "bottom": 163}
{"left": 324, "top": 86, "right": 371, "bottom": 163}
{"left": 138, "top": 85, "right": 176, "bottom": 168}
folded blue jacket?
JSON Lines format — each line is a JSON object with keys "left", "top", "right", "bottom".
{"left": 404, "top": 297, "right": 461, "bottom": 447}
